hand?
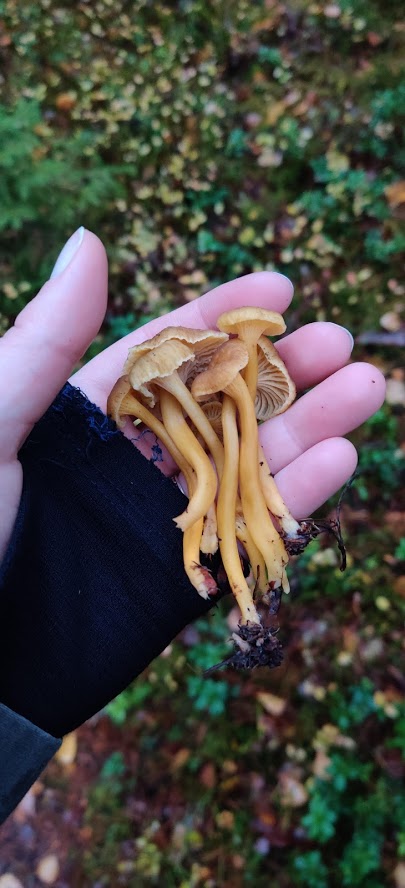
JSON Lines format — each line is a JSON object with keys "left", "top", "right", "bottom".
{"left": 0, "top": 229, "right": 386, "bottom": 561}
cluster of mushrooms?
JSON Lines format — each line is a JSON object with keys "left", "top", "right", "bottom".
{"left": 108, "top": 307, "right": 341, "bottom": 671}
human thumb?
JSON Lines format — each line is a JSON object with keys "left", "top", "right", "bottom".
{"left": 0, "top": 228, "right": 108, "bottom": 460}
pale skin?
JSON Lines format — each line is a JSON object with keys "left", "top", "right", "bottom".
{"left": 0, "top": 228, "right": 386, "bottom": 564}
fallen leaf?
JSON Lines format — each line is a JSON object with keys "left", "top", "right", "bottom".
{"left": 278, "top": 766, "right": 308, "bottom": 807}
{"left": 55, "top": 731, "right": 77, "bottom": 766}
{"left": 386, "top": 378, "right": 405, "bottom": 406}
{"left": 256, "top": 692, "right": 287, "bottom": 717}
{"left": 36, "top": 855, "right": 60, "bottom": 885}
{"left": 55, "top": 92, "right": 77, "bottom": 112}
{"left": 312, "top": 749, "right": 332, "bottom": 779}
{"left": 324, "top": 4, "right": 341, "bottom": 17}
{"left": 0, "top": 877, "right": 24, "bottom": 888}
{"left": 199, "top": 762, "right": 216, "bottom": 789}
{"left": 216, "top": 810, "right": 235, "bottom": 829}
{"left": 380, "top": 311, "right": 403, "bottom": 331}
{"left": 385, "top": 180, "right": 405, "bottom": 208}
{"left": 393, "top": 576, "right": 405, "bottom": 598}
{"left": 393, "top": 862, "right": 405, "bottom": 888}
{"left": 170, "top": 748, "right": 190, "bottom": 772}
{"left": 367, "top": 31, "right": 382, "bottom": 46}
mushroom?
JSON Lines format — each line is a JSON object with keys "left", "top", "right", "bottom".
{"left": 216, "top": 307, "right": 286, "bottom": 400}
{"left": 192, "top": 340, "right": 288, "bottom": 593}
{"left": 128, "top": 341, "right": 218, "bottom": 532}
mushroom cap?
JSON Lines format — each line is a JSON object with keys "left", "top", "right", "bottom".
{"left": 255, "top": 336, "right": 296, "bottom": 420}
{"left": 124, "top": 327, "right": 228, "bottom": 381}
{"left": 216, "top": 307, "right": 286, "bottom": 340}
{"left": 191, "top": 340, "right": 249, "bottom": 401}
{"left": 107, "top": 375, "right": 132, "bottom": 429}
{"left": 128, "top": 339, "right": 195, "bottom": 406}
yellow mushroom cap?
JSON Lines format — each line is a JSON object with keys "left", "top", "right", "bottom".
{"left": 124, "top": 327, "right": 228, "bottom": 379}
{"left": 255, "top": 336, "right": 296, "bottom": 420}
{"left": 216, "top": 306, "right": 286, "bottom": 340}
{"left": 129, "top": 340, "right": 195, "bottom": 406}
{"left": 191, "top": 340, "right": 249, "bottom": 401}
{"left": 107, "top": 375, "right": 132, "bottom": 429}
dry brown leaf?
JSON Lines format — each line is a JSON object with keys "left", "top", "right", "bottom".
{"left": 199, "top": 762, "right": 216, "bottom": 789}
{"left": 393, "top": 576, "right": 405, "bottom": 598}
{"left": 385, "top": 180, "right": 405, "bottom": 208}
{"left": 216, "top": 810, "right": 235, "bottom": 829}
{"left": 55, "top": 92, "right": 77, "bottom": 112}
{"left": 170, "top": 748, "right": 190, "bottom": 772}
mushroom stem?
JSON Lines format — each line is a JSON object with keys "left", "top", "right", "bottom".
{"left": 242, "top": 337, "right": 260, "bottom": 401}
{"left": 258, "top": 443, "right": 301, "bottom": 537}
{"left": 224, "top": 376, "right": 288, "bottom": 586}
{"left": 183, "top": 517, "right": 218, "bottom": 599}
{"left": 235, "top": 513, "right": 268, "bottom": 594}
{"left": 200, "top": 502, "right": 218, "bottom": 555}
{"left": 217, "top": 395, "right": 261, "bottom": 625}
{"left": 120, "top": 392, "right": 195, "bottom": 492}
{"left": 160, "top": 373, "right": 224, "bottom": 477}
{"left": 160, "top": 390, "right": 218, "bottom": 532}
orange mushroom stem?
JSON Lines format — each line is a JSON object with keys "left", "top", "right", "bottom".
{"left": 192, "top": 340, "right": 288, "bottom": 593}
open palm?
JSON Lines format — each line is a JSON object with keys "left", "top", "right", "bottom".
{"left": 0, "top": 230, "right": 386, "bottom": 562}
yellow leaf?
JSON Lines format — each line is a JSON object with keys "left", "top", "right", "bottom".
{"left": 36, "top": 855, "right": 60, "bottom": 885}
{"left": 55, "top": 731, "right": 77, "bottom": 765}
{"left": 256, "top": 692, "right": 286, "bottom": 717}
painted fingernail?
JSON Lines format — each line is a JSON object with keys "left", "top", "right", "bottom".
{"left": 50, "top": 227, "right": 85, "bottom": 279}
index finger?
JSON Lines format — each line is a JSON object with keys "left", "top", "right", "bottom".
{"left": 72, "top": 271, "right": 294, "bottom": 410}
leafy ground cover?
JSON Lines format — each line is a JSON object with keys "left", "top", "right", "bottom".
{"left": 0, "top": 0, "right": 404, "bottom": 885}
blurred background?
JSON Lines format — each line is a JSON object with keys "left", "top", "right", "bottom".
{"left": 0, "top": 1, "right": 404, "bottom": 885}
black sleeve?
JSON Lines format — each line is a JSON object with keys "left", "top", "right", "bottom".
{"left": 0, "top": 383, "right": 223, "bottom": 740}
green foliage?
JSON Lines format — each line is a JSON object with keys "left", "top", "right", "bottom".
{"left": 302, "top": 792, "right": 338, "bottom": 843}
{"left": 186, "top": 675, "right": 230, "bottom": 716}
{"left": 355, "top": 407, "right": 404, "bottom": 501}
{"left": 106, "top": 681, "right": 153, "bottom": 726}
{"left": 292, "top": 850, "right": 329, "bottom": 888}
{"left": 328, "top": 678, "right": 377, "bottom": 731}
{"left": 394, "top": 538, "right": 405, "bottom": 562}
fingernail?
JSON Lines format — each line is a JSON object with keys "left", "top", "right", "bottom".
{"left": 331, "top": 323, "right": 354, "bottom": 352}
{"left": 50, "top": 227, "right": 85, "bottom": 279}
{"left": 176, "top": 475, "right": 188, "bottom": 497}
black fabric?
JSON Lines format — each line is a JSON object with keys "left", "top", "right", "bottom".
{"left": 0, "top": 383, "right": 221, "bottom": 738}
{"left": 0, "top": 703, "right": 61, "bottom": 823}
